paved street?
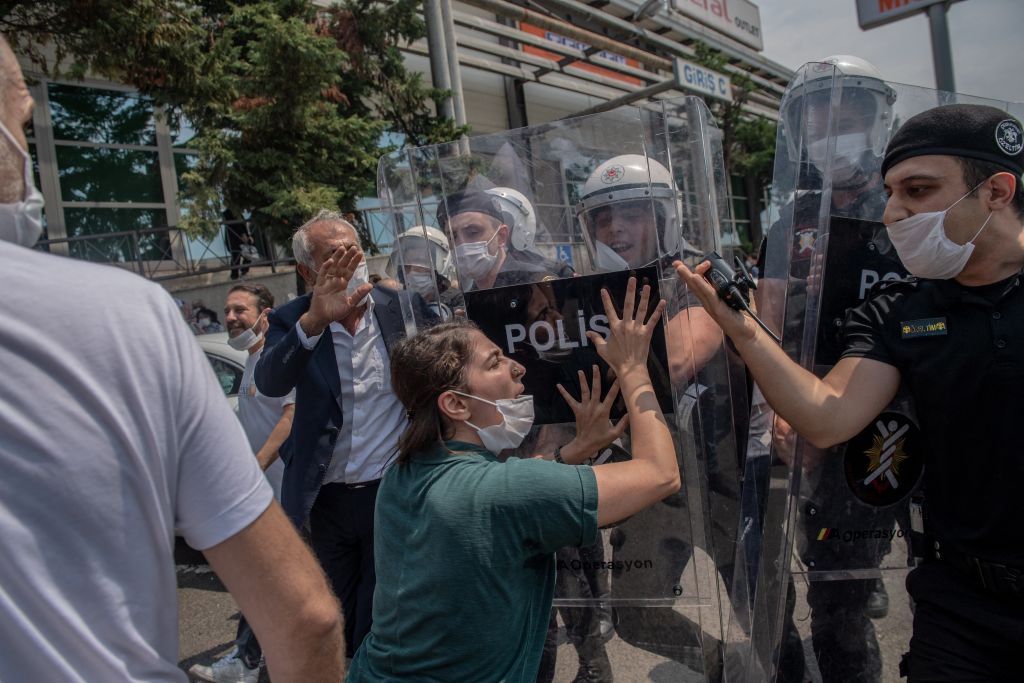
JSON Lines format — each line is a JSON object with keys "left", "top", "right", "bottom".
{"left": 178, "top": 545, "right": 913, "bottom": 682}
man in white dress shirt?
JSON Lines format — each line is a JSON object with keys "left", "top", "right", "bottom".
{"left": 255, "top": 211, "right": 438, "bottom": 657}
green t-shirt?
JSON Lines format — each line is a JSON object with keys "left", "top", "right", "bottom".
{"left": 347, "top": 440, "right": 599, "bottom": 682}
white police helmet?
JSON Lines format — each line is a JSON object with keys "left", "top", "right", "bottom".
{"left": 781, "top": 55, "right": 896, "bottom": 170}
{"left": 484, "top": 187, "right": 537, "bottom": 252}
{"left": 385, "top": 225, "right": 454, "bottom": 280}
{"left": 577, "top": 154, "right": 680, "bottom": 271}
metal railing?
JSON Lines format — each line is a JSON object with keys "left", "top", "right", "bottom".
{"left": 34, "top": 220, "right": 294, "bottom": 282}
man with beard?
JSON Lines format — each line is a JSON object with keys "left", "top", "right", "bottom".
{"left": 190, "top": 282, "right": 296, "bottom": 683}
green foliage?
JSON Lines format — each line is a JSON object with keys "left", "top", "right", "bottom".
{"left": 691, "top": 42, "right": 777, "bottom": 185}
{"left": 3, "top": 0, "right": 462, "bottom": 251}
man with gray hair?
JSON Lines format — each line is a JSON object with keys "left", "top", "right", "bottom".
{"left": 256, "top": 210, "right": 438, "bottom": 658}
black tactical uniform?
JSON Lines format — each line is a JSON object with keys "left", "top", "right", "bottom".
{"left": 842, "top": 271, "right": 1024, "bottom": 680}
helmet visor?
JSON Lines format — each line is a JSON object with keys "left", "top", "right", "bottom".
{"left": 580, "top": 198, "right": 664, "bottom": 270}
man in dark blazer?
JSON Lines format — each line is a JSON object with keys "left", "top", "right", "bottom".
{"left": 255, "top": 211, "right": 437, "bottom": 658}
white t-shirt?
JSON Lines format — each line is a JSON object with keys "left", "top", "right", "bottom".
{"left": 238, "top": 347, "right": 295, "bottom": 499}
{"left": 0, "top": 241, "right": 273, "bottom": 682}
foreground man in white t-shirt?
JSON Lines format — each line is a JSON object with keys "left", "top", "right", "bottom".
{"left": 0, "top": 35, "right": 344, "bottom": 683}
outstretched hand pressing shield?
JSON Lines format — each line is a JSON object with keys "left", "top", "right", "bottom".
{"left": 584, "top": 277, "right": 679, "bottom": 529}
{"left": 588, "top": 276, "right": 666, "bottom": 385}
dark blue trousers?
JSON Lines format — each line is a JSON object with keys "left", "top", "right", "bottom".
{"left": 309, "top": 480, "right": 379, "bottom": 657}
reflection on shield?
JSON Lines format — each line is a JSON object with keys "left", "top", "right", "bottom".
{"left": 377, "top": 96, "right": 750, "bottom": 681}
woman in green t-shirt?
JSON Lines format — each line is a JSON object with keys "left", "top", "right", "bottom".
{"left": 348, "top": 277, "right": 680, "bottom": 682}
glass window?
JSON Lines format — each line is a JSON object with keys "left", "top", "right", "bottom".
{"left": 48, "top": 83, "right": 156, "bottom": 146}
{"left": 205, "top": 355, "right": 242, "bottom": 396}
{"left": 731, "top": 196, "right": 750, "bottom": 222}
{"left": 28, "top": 143, "right": 41, "bottom": 195}
{"left": 64, "top": 208, "right": 169, "bottom": 262}
{"left": 27, "top": 144, "right": 45, "bottom": 235}
{"left": 56, "top": 146, "right": 163, "bottom": 202}
{"left": 173, "top": 152, "right": 198, "bottom": 194}
{"left": 178, "top": 204, "right": 231, "bottom": 259}
{"left": 168, "top": 112, "right": 198, "bottom": 148}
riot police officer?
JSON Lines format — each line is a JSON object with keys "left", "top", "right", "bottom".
{"left": 680, "top": 102, "right": 1024, "bottom": 683}
{"left": 756, "top": 55, "right": 904, "bottom": 683}
{"left": 576, "top": 153, "right": 808, "bottom": 681}
{"left": 436, "top": 187, "right": 572, "bottom": 290}
{"left": 386, "top": 225, "right": 464, "bottom": 318}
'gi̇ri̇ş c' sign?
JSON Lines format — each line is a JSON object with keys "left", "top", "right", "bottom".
{"left": 463, "top": 267, "right": 673, "bottom": 426}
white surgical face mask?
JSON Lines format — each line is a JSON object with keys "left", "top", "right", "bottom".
{"left": 808, "top": 132, "right": 869, "bottom": 185}
{"left": 347, "top": 261, "right": 370, "bottom": 297}
{"left": 593, "top": 239, "right": 631, "bottom": 272}
{"left": 308, "top": 255, "right": 370, "bottom": 303}
{"left": 453, "top": 390, "right": 535, "bottom": 454}
{"left": 885, "top": 181, "right": 993, "bottom": 280}
{"left": 0, "top": 120, "right": 44, "bottom": 248}
{"left": 455, "top": 231, "right": 499, "bottom": 282}
{"left": 227, "top": 311, "right": 266, "bottom": 351}
{"left": 405, "top": 270, "right": 436, "bottom": 297}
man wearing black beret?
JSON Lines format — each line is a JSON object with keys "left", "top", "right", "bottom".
{"left": 437, "top": 187, "right": 573, "bottom": 290}
{"left": 677, "top": 103, "right": 1024, "bottom": 681}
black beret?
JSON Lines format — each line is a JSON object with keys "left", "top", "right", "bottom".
{"left": 882, "top": 104, "right": 1024, "bottom": 178}
{"left": 435, "top": 188, "right": 504, "bottom": 226}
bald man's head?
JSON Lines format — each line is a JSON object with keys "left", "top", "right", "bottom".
{"left": 0, "top": 35, "right": 33, "bottom": 203}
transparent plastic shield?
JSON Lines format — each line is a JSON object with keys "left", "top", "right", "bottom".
{"left": 743, "top": 63, "right": 1024, "bottom": 681}
{"left": 377, "top": 97, "right": 748, "bottom": 681}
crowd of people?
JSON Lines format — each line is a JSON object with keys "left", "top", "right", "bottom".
{"left": 2, "top": 27, "right": 1023, "bottom": 683}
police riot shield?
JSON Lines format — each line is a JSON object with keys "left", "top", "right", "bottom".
{"left": 377, "top": 96, "right": 751, "bottom": 682}
{"left": 744, "top": 62, "right": 1024, "bottom": 681}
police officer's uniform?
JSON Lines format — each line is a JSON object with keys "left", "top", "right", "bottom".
{"left": 843, "top": 271, "right": 1024, "bottom": 677}
{"left": 840, "top": 104, "right": 1024, "bottom": 681}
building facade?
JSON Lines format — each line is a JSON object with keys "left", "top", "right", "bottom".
{"left": 18, "top": 0, "right": 792, "bottom": 283}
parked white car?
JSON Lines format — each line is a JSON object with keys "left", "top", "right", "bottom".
{"left": 196, "top": 332, "right": 248, "bottom": 412}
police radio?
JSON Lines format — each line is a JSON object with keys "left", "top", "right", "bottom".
{"left": 702, "top": 251, "right": 782, "bottom": 344}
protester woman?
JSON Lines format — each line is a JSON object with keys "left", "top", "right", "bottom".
{"left": 347, "top": 278, "right": 680, "bottom": 682}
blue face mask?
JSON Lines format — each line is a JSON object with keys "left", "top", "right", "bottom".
{"left": 454, "top": 232, "right": 499, "bottom": 282}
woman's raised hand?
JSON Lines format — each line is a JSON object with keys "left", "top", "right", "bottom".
{"left": 556, "top": 365, "right": 628, "bottom": 461}
{"left": 586, "top": 277, "right": 666, "bottom": 379}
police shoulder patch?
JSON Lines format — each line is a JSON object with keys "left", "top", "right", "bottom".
{"left": 844, "top": 411, "right": 924, "bottom": 506}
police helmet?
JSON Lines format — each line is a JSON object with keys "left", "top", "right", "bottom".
{"left": 576, "top": 154, "right": 681, "bottom": 271}
{"left": 485, "top": 187, "right": 537, "bottom": 252}
{"left": 780, "top": 55, "right": 897, "bottom": 177}
{"left": 385, "top": 225, "right": 454, "bottom": 280}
